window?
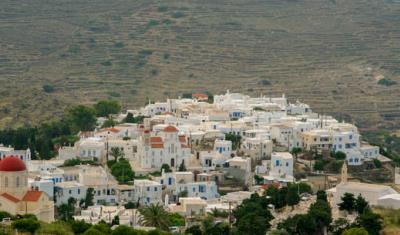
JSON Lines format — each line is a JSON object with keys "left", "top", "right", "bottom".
{"left": 5, "top": 177, "right": 8, "bottom": 187}
{"left": 154, "top": 187, "right": 158, "bottom": 191}
{"left": 275, "top": 160, "right": 280, "bottom": 166}
{"left": 168, "top": 178, "right": 172, "bottom": 185}
{"left": 161, "top": 180, "right": 164, "bottom": 184}
{"left": 16, "top": 177, "right": 20, "bottom": 187}
{"left": 349, "top": 135, "right": 353, "bottom": 139}
{"left": 69, "top": 190, "right": 72, "bottom": 194}
{"left": 199, "top": 185, "right": 205, "bottom": 193}
{"left": 78, "top": 189, "right": 80, "bottom": 194}
{"left": 286, "top": 162, "right": 289, "bottom": 167}
{"left": 147, "top": 187, "right": 150, "bottom": 192}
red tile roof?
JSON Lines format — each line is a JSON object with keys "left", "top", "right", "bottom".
{"left": 22, "top": 191, "right": 42, "bottom": 202}
{"left": 163, "top": 126, "right": 178, "bottom": 132}
{"left": 1, "top": 193, "right": 20, "bottom": 203}
{"left": 179, "top": 136, "right": 186, "bottom": 143}
{"left": 99, "top": 128, "right": 119, "bottom": 133}
{"left": 151, "top": 144, "right": 164, "bottom": 149}
{"left": 150, "top": 137, "right": 163, "bottom": 143}
{"left": 192, "top": 93, "right": 208, "bottom": 100}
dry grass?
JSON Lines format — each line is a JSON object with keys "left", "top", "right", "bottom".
{"left": 0, "top": 0, "right": 400, "bottom": 129}
{"left": 374, "top": 208, "right": 400, "bottom": 235}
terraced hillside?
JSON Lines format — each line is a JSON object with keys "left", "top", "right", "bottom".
{"left": 0, "top": 0, "right": 400, "bottom": 130}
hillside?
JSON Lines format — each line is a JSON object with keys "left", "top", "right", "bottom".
{"left": 0, "top": 0, "right": 400, "bottom": 130}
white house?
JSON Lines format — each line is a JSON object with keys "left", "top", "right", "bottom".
{"left": 156, "top": 171, "right": 220, "bottom": 201}
{"left": 263, "top": 152, "right": 294, "bottom": 184}
{"left": 133, "top": 180, "right": 162, "bottom": 205}
{"left": 55, "top": 181, "right": 87, "bottom": 206}
{"left": 0, "top": 145, "right": 31, "bottom": 163}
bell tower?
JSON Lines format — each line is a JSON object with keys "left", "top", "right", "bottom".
{"left": 341, "top": 162, "right": 348, "bottom": 184}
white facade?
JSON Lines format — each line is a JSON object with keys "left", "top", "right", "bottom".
{"left": 270, "top": 152, "right": 293, "bottom": 177}
{"left": 157, "top": 171, "right": 220, "bottom": 201}
{"left": 55, "top": 181, "right": 87, "bottom": 206}
{"left": 136, "top": 125, "right": 191, "bottom": 170}
{"left": 133, "top": 180, "right": 162, "bottom": 205}
{"left": 0, "top": 145, "right": 31, "bottom": 163}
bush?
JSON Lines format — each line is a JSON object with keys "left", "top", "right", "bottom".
{"left": 260, "top": 79, "right": 271, "bottom": 86}
{"left": 101, "top": 60, "right": 112, "bottom": 66}
{"left": 43, "top": 84, "right": 55, "bottom": 93}
{"left": 378, "top": 78, "right": 396, "bottom": 86}
{"left": 373, "top": 159, "right": 382, "bottom": 168}
{"left": 171, "top": 11, "right": 185, "bottom": 18}
{"left": 111, "top": 158, "right": 135, "bottom": 184}
{"left": 158, "top": 5, "right": 168, "bottom": 12}
{"left": 314, "top": 160, "right": 324, "bottom": 171}
{"left": 148, "top": 20, "right": 159, "bottom": 27}
{"left": 12, "top": 218, "right": 40, "bottom": 234}
{"left": 114, "top": 42, "right": 124, "bottom": 48}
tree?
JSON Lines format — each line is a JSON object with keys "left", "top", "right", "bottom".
{"left": 138, "top": 203, "right": 171, "bottom": 231}
{"left": 209, "top": 208, "right": 229, "bottom": 218}
{"left": 0, "top": 211, "right": 13, "bottom": 221}
{"left": 373, "top": 159, "right": 382, "bottom": 168}
{"left": 316, "top": 190, "right": 328, "bottom": 202}
{"left": 12, "top": 218, "right": 40, "bottom": 234}
{"left": 236, "top": 213, "right": 271, "bottom": 235}
{"left": 234, "top": 194, "right": 273, "bottom": 234}
{"left": 330, "top": 218, "right": 350, "bottom": 235}
{"left": 225, "top": 133, "right": 241, "bottom": 150}
{"left": 309, "top": 199, "right": 332, "bottom": 232}
{"left": 111, "top": 215, "right": 120, "bottom": 226}
{"left": 291, "top": 147, "right": 302, "bottom": 160}
{"left": 67, "top": 105, "right": 97, "bottom": 132}
{"left": 110, "top": 147, "right": 125, "bottom": 162}
{"left": 110, "top": 158, "right": 135, "bottom": 184}
{"left": 161, "top": 164, "right": 172, "bottom": 173}
{"left": 341, "top": 227, "right": 369, "bottom": 235}
{"left": 286, "top": 185, "right": 300, "bottom": 208}
{"left": 185, "top": 225, "right": 202, "bottom": 235}
{"left": 314, "top": 160, "right": 325, "bottom": 171}
{"left": 269, "top": 230, "right": 290, "bottom": 235}
{"left": 334, "top": 151, "right": 347, "bottom": 160}
{"left": 124, "top": 201, "right": 136, "bottom": 209}
{"left": 111, "top": 225, "right": 138, "bottom": 235}
{"left": 94, "top": 100, "right": 121, "bottom": 117}
{"left": 68, "top": 220, "right": 92, "bottom": 234}
{"left": 102, "top": 118, "right": 117, "bottom": 128}
{"left": 168, "top": 213, "right": 185, "bottom": 226}
{"left": 254, "top": 175, "right": 263, "bottom": 185}
{"left": 124, "top": 114, "right": 146, "bottom": 124}
{"left": 83, "top": 227, "right": 106, "bottom": 235}
{"left": 356, "top": 210, "right": 383, "bottom": 235}
{"left": 178, "top": 161, "right": 187, "bottom": 171}
{"left": 338, "top": 193, "right": 355, "bottom": 213}
{"left": 85, "top": 188, "right": 95, "bottom": 208}
{"left": 296, "top": 214, "right": 317, "bottom": 235}
{"left": 278, "top": 214, "right": 316, "bottom": 235}
{"left": 355, "top": 194, "right": 369, "bottom": 214}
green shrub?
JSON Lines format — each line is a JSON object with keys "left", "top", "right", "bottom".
{"left": 43, "top": 84, "right": 55, "bottom": 93}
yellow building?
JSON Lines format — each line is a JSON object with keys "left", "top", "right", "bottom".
{"left": 0, "top": 156, "right": 54, "bottom": 222}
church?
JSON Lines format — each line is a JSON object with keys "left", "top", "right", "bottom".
{"left": 0, "top": 156, "right": 54, "bottom": 222}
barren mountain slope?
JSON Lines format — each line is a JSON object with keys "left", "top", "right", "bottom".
{"left": 0, "top": 0, "right": 399, "bottom": 130}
